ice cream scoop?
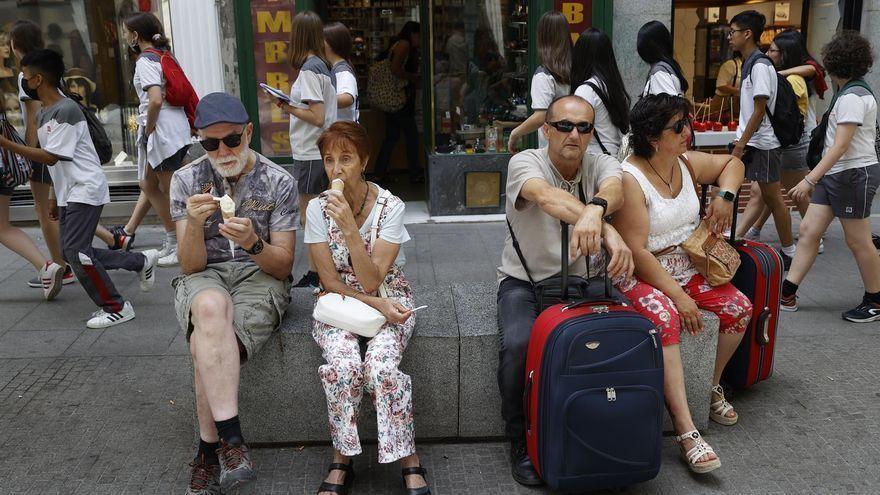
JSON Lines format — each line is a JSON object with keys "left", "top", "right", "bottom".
{"left": 219, "top": 194, "right": 235, "bottom": 221}
{"left": 330, "top": 178, "right": 345, "bottom": 192}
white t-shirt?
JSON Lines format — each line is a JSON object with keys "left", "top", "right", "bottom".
{"left": 133, "top": 52, "right": 192, "bottom": 167}
{"left": 332, "top": 60, "right": 359, "bottom": 123}
{"left": 37, "top": 97, "right": 110, "bottom": 207}
{"left": 738, "top": 52, "right": 780, "bottom": 150}
{"left": 574, "top": 77, "right": 623, "bottom": 156}
{"left": 642, "top": 62, "right": 682, "bottom": 97}
{"left": 304, "top": 184, "right": 410, "bottom": 266}
{"left": 825, "top": 88, "right": 879, "bottom": 175}
{"left": 289, "top": 55, "right": 337, "bottom": 161}
{"left": 530, "top": 66, "right": 570, "bottom": 148}
{"left": 498, "top": 148, "right": 622, "bottom": 283}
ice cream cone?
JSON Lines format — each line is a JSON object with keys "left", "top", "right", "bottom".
{"left": 330, "top": 178, "right": 345, "bottom": 192}
{"left": 219, "top": 194, "right": 235, "bottom": 222}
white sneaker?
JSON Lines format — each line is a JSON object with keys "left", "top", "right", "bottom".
{"left": 744, "top": 229, "right": 761, "bottom": 241}
{"left": 87, "top": 301, "right": 135, "bottom": 329}
{"left": 158, "top": 249, "right": 178, "bottom": 267}
{"left": 139, "top": 249, "right": 159, "bottom": 292}
{"left": 39, "top": 261, "right": 65, "bottom": 301}
{"left": 157, "top": 236, "right": 177, "bottom": 258}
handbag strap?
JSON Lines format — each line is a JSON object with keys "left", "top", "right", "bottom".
{"left": 370, "top": 187, "right": 392, "bottom": 298}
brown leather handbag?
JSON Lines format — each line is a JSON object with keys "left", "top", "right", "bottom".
{"left": 676, "top": 155, "right": 740, "bottom": 286}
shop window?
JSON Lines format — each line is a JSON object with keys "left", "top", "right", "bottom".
{"left": 431, "top": 0, "right": 529, "bottom": 154}
{"left": 0, "top": 1, "right": 172, "bottom": 165}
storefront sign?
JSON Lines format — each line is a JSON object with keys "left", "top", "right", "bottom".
{"left": 556, "top": 1, "right": 593, "bottom": 43}
{"left": 251, "top": 0, "right": 295, "bottom": 156}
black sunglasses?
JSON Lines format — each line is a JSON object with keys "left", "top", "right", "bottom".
{"left": 664, "top": 118, "right": 690, "bottom": 134}
{"left": 200, "top": 131, "right": 244, "bottom": 152}
{"left": 547, "top": 120, "right": 594, "bottom": 134}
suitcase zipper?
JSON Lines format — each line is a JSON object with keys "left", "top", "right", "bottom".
{"left": 606, "top": 387, "right": 617, "bottom": 401}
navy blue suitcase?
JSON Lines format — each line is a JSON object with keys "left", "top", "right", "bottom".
{"left": 524, "top": 222, "right": 664, "bottom": 493}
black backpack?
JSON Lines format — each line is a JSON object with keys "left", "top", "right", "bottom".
{"left": 807, "top": 79, "right": 877, "bottom": 169}
{"left": 63, "top": 89, "right": 113, "bottom": 164}
{"left": 748, "top": 54, "right": 804, "bottom": 147}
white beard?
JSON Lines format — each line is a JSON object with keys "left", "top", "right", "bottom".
{"left": 209, "top": 151, "right": 248, "bottom": 178}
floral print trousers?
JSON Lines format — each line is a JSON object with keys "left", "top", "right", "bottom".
{"left": 620, "top": 273, "right": 752, "bottom": 347}
{"left": 312, "top": 316, "right": 416, "bottom": 463}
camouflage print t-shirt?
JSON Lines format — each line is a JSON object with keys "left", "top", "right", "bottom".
{"left": 170, "top": 152, "right": 300, "bottom": 264}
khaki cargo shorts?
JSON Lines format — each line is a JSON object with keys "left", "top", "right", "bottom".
{"left": 172, "top": 261, "right": 292, "bottom": 359}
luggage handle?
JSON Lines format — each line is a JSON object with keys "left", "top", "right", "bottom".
{"left": 560, "top": 220, "right": 614, "bottom": 302}
{"left": 756, "top": 307, "right": 771, "bottom": 345}
{"left": 523, "top": 371, "right": 533, "bottom": 433}
{"left": 685, "top": 153, "right": 740, "bottom": 244}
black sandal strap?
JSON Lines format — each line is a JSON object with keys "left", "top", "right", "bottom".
{"left": 327, "top": 461, "right": 354, "bottom": 474}
{"left": 317, "top": 481, "right": 348, "bottom": 494}
{"left": 401, "top": 466, "right": 426, "bottom": 477}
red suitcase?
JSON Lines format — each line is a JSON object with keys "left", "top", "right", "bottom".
{"left": 723, "top": 239, "right": 783, "bottom": 388}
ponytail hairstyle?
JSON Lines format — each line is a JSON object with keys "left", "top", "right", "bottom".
{"left": 570, "top": 27, "right": 631, "bottom": 133}
{"left": 124, "top": 12, "right": 171, "bottom": 51}
{"left": 537, "top": 11, "right": 572, "bottom": 86}
{"left": 636, "top": 21, "right": 689, "bottom": 93}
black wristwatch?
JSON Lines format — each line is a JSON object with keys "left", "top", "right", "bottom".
{"left": 717, "top": 189, "right": 736, "bottom": 203}
{"left": 588, "top": 197, "right": 608, "bottom": 216}
{"left": 244, "top": 237, "right": 265, "bottom": 255}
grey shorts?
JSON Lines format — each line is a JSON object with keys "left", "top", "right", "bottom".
{"left": 811, "top": 163, "right": 880, "bottom": 219}
{"left": 780, "top": 140, "right": 808, "bottom": 171}
{"left": 172, "top": 262, "right": 292, "bottom": 360}
{"left": 743, "top": 146, "right": 782, "bottom": 183}
{"left": 293, "top": 159, "right": 329, "bottom": 195}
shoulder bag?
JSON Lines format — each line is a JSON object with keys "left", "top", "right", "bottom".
{"left": 367, "top": 41, "right": 407, "bottom": 113}
{"left": 0, "top": 107, "right": 33, "bottom": 188}
{"left": 313, "top": 189, "right": 394, "bottom": 338}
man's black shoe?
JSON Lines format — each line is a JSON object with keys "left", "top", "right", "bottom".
{"left": 293, "top": 270, "right": 320, "bottom": 288}
{"left": 509, "top": 440, "right": 543, "bottom": 486}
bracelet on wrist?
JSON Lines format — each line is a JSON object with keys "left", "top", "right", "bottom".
{"left": 804, "top": 176, "right": 817, "bottom": 186}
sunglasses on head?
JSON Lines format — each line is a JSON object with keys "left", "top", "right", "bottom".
{"left": 547, "top": 120, "right": 594, "bottom": 134}
{"left": 200, "top": 131, "right": 244, "bottom": 152}
{"left": 664, "top": 118, "right": 690, "bottom": 134}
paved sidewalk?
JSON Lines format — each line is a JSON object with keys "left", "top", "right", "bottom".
{"left": 1, "top": 219, "right": 879, "bottom": 494}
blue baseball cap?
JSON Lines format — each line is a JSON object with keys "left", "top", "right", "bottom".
{"left": 194, "top": 92, "right": 250, "bottom": 129}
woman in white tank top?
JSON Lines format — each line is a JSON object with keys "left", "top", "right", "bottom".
{"left": 612, "top": 95, "right": 749, "bottom": 475}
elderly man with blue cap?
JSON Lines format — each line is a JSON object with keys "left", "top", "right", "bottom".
{"left": 169, "top": 92, "right": 298, "bottom": 495}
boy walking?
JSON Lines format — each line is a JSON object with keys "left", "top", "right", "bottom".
{"left": 0, "top": 49, "right": 157, "bottom": 328}
{"left": 728, "top": 10, "right": 796, "bottom": 267}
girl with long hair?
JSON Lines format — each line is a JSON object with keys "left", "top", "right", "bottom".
{"left": 266, "top": 10, "right": 337, "bottom": 288}
{"left": 571, "top": 27, "right": 631, "bottom": 156}
{"left": 508, "top": 11, "right": 571, "bottom": 152}
{"left": 324, "top": 22, "right": 359, "bottom": 123}
{"left": 124, "top": 12, "right": 193, "bottom": 267}
{"left": 637, "top": 21, "right": 689, "bottom": 96}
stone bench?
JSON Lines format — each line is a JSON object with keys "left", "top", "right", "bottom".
{"left": 236, "top": 284, "right": 719, "bottom": 443}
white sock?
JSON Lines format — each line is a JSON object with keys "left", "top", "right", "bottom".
{"left": 747, "top": 227, "right": 761, "bottom": 237}
{"left": 165, "top": 231, "right": 177, "bottom": 246}
{"left": 123, "top": 227, "right": 133, "bottom": 235}
{"left": 782, "top": 244, "right": 796, "bottom": 257}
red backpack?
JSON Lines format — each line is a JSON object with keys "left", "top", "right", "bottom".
{"left": 142, "top": 48, "right": 199, "bottom": 129}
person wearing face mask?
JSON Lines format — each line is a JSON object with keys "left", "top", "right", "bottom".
{"left": 0, "top": 49, "right": 159, "bottom": 328}
{"left": 123, "top": 12, "right": 193, "bottom": 268}
{"left": 496, "top": 95, "right": 632, "bottom": 486}
{"left": 169, "top": 92, "right": 297, "bottom": 495}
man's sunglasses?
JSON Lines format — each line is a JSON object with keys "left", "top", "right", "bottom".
{"left": 664, "top": 118, "right": 690, "bottom": 134}
{"left": 200, "top": 131, "right": 244, "bottom": 152}
{"left": 547, "top": 120, "right": 594, "bottom": 134}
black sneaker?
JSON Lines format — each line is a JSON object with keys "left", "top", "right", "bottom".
{"left": 509, "top": 440, "right": 543, "bottom": 486}
{"left": 217, "top": 440, "right": 255, "bottom": 493}
{"left": 109, "top": 225, "right": 135, "bottom": 251}
{"left": 780, "top": 293, "right": 798, "bottom": 312}
{"left": 186, "top": 456, "right": 221, "bottom": 495}
{"left": 842, "top": 300, "right": 880, "bottom": 323}
{"left": 779, "top": 250, "right": 792, "bottom": 271}
{"left": 872, "top": 233, "right": 880, "bottom": 251}
{"left": 293, "top": 270, "right": 320, "bottom": 288}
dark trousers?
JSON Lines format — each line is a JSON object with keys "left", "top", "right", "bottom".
{"left": 496, "top": 277, "right": 540, "bottom": 441}
{"left": 60, "top": 203, "right": 145, "bottom": 313}
{"left": 374, "top": 101, "right": 421, "bottom": 180}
